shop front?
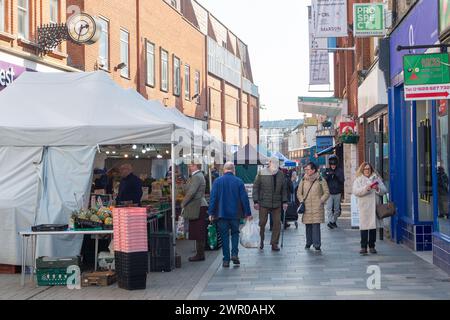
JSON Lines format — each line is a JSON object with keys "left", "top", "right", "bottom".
{"left": 389, "top": 0, "right": 450, "bottom": 275}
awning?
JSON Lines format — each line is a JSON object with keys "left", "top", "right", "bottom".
{"left": 298, "top": 97, "right": 347, "bottom": 118}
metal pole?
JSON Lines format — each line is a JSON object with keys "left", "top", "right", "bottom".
{"left": 171, "top": 142, "right": 176, "bottom": 262}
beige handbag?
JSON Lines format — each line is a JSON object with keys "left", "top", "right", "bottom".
{"left": 376, "top": 202, "right": 396, "bottom": 219}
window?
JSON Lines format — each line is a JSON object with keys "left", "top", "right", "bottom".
{"left": 98, "top": 18, "right": 109, "bottom": 70}
{"left": 146, "top": 41, "right": 155, "bottom": 87}
{"left": 194, "top": 71, "right": 200, "bottom": 104}
{"left": 0, "top": 0, "right": 4, "bottom": 32}
{"left": 160, "top": 49, "right": 168, "bottom": 92}
{"left": 437, "top": 100, "right": 450, "bottom": 236}
{"left": 120, "top": 29, "right": 129, "bottom": 78}
{"left": 173, "top": 56, "right": 180, "bottom": 96}
{"left": 18, "top": 0, "right": 29, "bottom": 39}
{"left": 50, "top": 0, "right": 59, "bottom": 24}
{"left": 184, "top": 64, "right": 190, "bottom": 100}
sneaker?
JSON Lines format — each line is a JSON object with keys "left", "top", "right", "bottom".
{"left": 327, "top": 222, "right": 335, "bottom": 229}
{"left": 369, "top": 248, "right": 377, "bottom": 254}
{"left": 332, "top": 222, "right": 338, "bottom": 228}
{"left": 360, "top": 248, "right": 368, "bottom": 255}
{"left": 314, "top": 246, "right": 321, "bottom": 251}
{"left": 231, "top": 256, "right": 240, "bottom": 265}
{"left": 222, "top": 261, "right": 230, "bottom": 268}
{"left": 305, "top": 245, "right": 311, "bottom": 250}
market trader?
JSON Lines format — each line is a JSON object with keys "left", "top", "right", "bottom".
{"left": 116, "top": 164, "right": 143, "bottom": 205}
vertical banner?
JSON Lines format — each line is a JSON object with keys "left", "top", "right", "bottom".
{"left": 308, "top": 6, "right": 330, "bottom": 85}
{"left": 312, "top": 0, "right": 348, "bottom": 38}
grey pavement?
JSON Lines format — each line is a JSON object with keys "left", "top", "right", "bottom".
{"left": 1, "top": 204, "right": 449, "bottom": 300}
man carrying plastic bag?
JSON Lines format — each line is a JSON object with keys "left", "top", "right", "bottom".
{"left": 240, "top": 220, "right": 260, "bottom": 248}
{"left": 208, "top": 162, "right": 252, "bottom": 268}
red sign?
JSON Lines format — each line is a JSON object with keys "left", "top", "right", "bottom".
{"left": 404, "top": 84, "right": 450, "bottom": 101}
{"left": 439, "top": 100, "right": 448, "bottom": 116}
{"left": 339, "top": 122, "right": 355, "bottom": 135}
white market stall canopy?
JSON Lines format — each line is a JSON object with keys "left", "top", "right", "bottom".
{"left": 298, "top": 97, "right": 346, "bottom": 118}
{"left": 0, "top": 71, "right": 178, "bottom": 146}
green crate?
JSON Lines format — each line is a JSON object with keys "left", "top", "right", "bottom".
{"left": 36, "top": 268, "right": 69, "bottom": 286}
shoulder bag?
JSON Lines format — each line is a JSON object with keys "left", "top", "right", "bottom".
{"left": 297, "top": 178, "right": 317, "bottom": 214}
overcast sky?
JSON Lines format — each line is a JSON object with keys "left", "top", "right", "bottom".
{"left": 198, "top": 0, "right": 333, "bottom": 121}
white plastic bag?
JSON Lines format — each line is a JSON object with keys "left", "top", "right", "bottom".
{"left": 176, "top": 216, "right": 186, "bottom": 240}
{"left": 240, "top": 220, "right": 260, "bottom": 248}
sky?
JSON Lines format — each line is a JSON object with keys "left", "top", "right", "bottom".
{"left": 197, "top": 0, "right": 333, "bottom": 121}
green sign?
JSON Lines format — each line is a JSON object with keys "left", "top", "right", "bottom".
{"left": 439, "top": 0, "right": 450, "bottom": 35}
{"left": 404, "top": 53, "right": 450, "bottom": 86}
{"left": 353, "top": 3, "right": 386, "bottom": 37}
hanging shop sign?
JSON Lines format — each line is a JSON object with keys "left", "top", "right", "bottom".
{"left": 339, "top": 121, "right": 355, "bottom": 135}
{"left": 439, "top": 0, "right": 450, "bottom": 37}
{"left": 308, "top": 6, "right": 330, "bottom": 85}
{"left": 403, "top": 53, "right": 450, "bottom": 101}
{"left": 37, "top": 13, "right": 101, "bottom": 54}
{"left": 0, "top": 61, "right": 28, "bottom": 91}
{"left": 353, "top": 3, "right": 386, "bottom": 37}
{"left": 312, "top": 0, "right": 348, "bottom": 38}
{"left": 316, "top": 136, "right": 334, "bottom": 153}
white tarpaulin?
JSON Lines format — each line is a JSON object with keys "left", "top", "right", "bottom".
{"left": 312, "top": 0, "right": 348, "bottom": 38}
{"left": 0, "top": 72, "right": 175, "bottom": 146}
{"left": 309, "top": 6, "right": 330, "bottom": 85}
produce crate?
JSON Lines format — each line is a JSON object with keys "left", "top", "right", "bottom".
{"left": 0, "top": 264, "right": 21, "bottom": 274}
{"left": 118, "top": 274, "right": 147, "bottom": 291}
{"left": 36, "top": 268, "right": 69, "bottom": 286}
{"left": 81, "top": 271, "right": 117, "bottom": 287}
{"left": 74, "top": 218, "right": 103, "bottom": 230}
{"left": 32, "top": 224, "right": 68, "bottom": 232}
{"left": 36, "top": 256, "right": 80, "bottom": 269}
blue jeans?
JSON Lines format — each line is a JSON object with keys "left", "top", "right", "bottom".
{"left": 217, "top": 219, "right": 240, "bottom": 262}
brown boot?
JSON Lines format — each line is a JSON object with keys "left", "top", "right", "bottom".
{"left": 189, "top": 240, "right": 205, "bottom": 262}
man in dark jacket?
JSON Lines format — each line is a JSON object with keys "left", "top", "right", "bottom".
{"left": 116, "top": 164, "right": 143, "bottom": 205}
{"left": 323, "top": 155, "right": 345, "bottom": 229}
{"left": 208, "top": 162, "right": 252, "bottom": 268}
{"left": 253, "top": 157, "right": 288, "bottom": 251}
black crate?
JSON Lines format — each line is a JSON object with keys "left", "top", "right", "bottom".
{"left": 148, "top": 232, "right": 173, "bottom": 258}
{"left": 115, "top": 262, "right": 148, "bottom": 275}
{"left": 118, "top": 274, "right": 147, "bottom": 291}
{"left": 149, "top": 255, "right": 174, "bottom": 272}
{"left": 114, "top": 251, "right": 148, "bottom": 264}
{"left": 32, "top": 224, "right": 68, "bottom": 232}
{"left": 36, "top": 256, "right": 80, "bottom": 269}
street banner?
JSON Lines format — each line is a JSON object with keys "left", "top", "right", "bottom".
{"left": 312, "top": 0, "right": 348, "bottom": 38}
{"left": 353, "top": 3, "right": 386, "bottom": 37}
{"left": 308, "top": 6, "right": 330, "bottom": 85}
{"left": 403, "top": 53, "right": 450, "bottom": 101}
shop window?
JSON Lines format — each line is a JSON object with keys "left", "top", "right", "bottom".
{"left": 98, "top": 17, "right": 109, "bottom": 70}
{"left": 146, "top": 41, "right": 155, "bottom": 87}
{"left": 160, "top": 48, "right": 169, "bottom": 92}
{"left": 437, "top": 100, "right": 450, "bottom": 236}
{"left": 184, "top": 64, "right": 190, "bottom": 100}
{"left": 0, "top": 0, "right": 4, "bottom": 32}
{"left": 120, "top": 29, "right": 130, "bottom": 78}
{"left": 173, "top": 56, "right": 180, "bottom": 96}
{"left": 50, "top": 0, "right": 59, "bottom": 24}
{"left": 18, "top": 0, "right": 29, "bottom": 39}
{"left": 417, "top": 101, "right": 434, "bottom": 222}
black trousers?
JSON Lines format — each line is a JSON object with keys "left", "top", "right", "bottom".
{"left": 360, "top": 229, "right": 377, "bottom": 249}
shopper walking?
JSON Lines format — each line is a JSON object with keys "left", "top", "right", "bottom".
{"left": 253, "top": 157, "right": 288, "bottom": 251}
{"left": 352, "top": 162, "right": 387, "bottom": 255}
{"left": 323, "top": 155, "right": 345, "bottom": 229}
{"left": 182, "top": 163, "right": 209, "bottom": 262}
{"left": 208, "top": 162, "right": 252, "bottom": 268}
{"left": 297, "top": 162, "right": 330, "bottom": 251}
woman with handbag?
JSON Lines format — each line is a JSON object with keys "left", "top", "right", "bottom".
{"left": 352, "top": 162, "right": 387, "bottom": 255}
{"left": 297, "top": 162, "right": 330, "bottom": 251}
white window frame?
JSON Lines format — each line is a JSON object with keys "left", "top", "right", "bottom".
{"left": 160, "top": 48, "right": 169, "bottom": 92}
{"left": 173, "top": 55, "right": 181, "bottom": 96}
{"left": 98, "top": 17, "right": 109, "bottom": 70}
{"left": 146, "top": 41, "right": 155, "bottom": 87}
{"left": 18, "top": 0, "right": 29, "bottom": 39}
{"left": 184, "top": 64, "right": 190, "bottom": 101}
{"left": 194, "top": 71, "right": 200, "bottom": 104}
{"left": 50, "top": 0, "right": 59, "bottom": 24}
{"left": 0, "top": 0, "right": 5, "bottom": 32}
{"left": 120, "top": 28, "right": 130, "bottom": 78}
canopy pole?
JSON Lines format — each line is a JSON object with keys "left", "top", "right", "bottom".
{"left": 171, "top": 142, "right": 176, "bottom": 262}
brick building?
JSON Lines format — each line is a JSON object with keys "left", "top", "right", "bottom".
{"left": 0, "top": 0, "right": 77, "bottom": 93}
{"left": 66, "top": 0, "right": 260, "bottom": 146}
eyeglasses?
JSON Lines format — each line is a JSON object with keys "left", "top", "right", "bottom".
{"left": 363, "top": 168, "right": 371, "bottom": 171}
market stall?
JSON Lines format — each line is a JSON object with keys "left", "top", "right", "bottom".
{"left": 0, "top": 71, "right": 208, "bottom": 270}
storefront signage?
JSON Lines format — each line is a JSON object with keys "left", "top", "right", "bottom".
{"left": 312, "top": 0, "right": 348, "bottom": 38}
{"left": 308, "top": 6, "right": 330, "bottom": 85}
{"left": 339, "top": 121, "right": 355, "bottom": 135}
{"left": 389, "top": 0, "right": 438, "bottom": 83}
{"left": 0, "top": 61, "right": 27, "bottom": 91}
{"left": 439, "top": 0, "right": 450, "bottom": 36}
{"left": 403, "top": 53, "right": 450, "bottom": 101}
{"left": 353, "top": 3, "right": 386, "bottom": 37}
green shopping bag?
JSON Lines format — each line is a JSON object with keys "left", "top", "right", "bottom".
{"left": 207, "top": 223, "right": 218, "bottom": 250}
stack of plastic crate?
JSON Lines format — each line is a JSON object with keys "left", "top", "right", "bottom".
{"left": 148, "top": 232, "right": 174, "bottom": 272}
{"left": 113, "top": 207, "right": 148, "bottom": 290}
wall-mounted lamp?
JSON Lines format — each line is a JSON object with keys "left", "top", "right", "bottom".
{"left": 163, "top": 98, "right": 169, "bottom": 107}
{"left": 115, "top": 62, "right": 127, "bottom": 71}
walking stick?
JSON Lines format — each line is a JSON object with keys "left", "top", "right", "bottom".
{"left": 281, "top": 208, "right": 287, "bottom": 248}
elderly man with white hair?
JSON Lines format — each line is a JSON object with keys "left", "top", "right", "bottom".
{"left": 252, "top": 156, "right": 289, "bottom": 251}
{"left": 208, "top": 162, "right": 252, "bottom": 268}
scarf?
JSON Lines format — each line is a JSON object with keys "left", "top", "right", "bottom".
{"left": 304, "top": 172, "right": 319, "bottom": 182}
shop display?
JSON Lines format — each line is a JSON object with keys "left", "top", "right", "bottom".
{"left": 71, "top": 207, "right": 113, "bottom": 230}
